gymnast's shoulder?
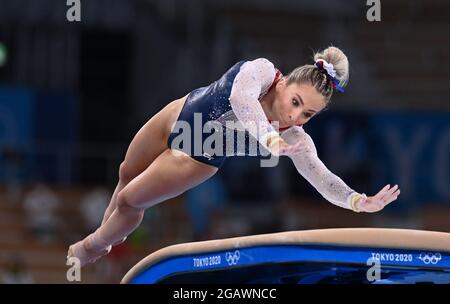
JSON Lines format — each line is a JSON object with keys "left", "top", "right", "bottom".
{"left": 243, "top": 57, "right": 276, "bottom": 71}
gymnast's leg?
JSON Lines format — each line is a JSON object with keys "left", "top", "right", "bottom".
{"left": 100, "top": 97, "right": 187, "bottom": 228}
{"left": 68, "top": 149, "right": 218, "bottom": 266}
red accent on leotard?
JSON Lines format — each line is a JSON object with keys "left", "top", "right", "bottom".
{"left": 268, "top": 69, "right": 282, "bottom": 91}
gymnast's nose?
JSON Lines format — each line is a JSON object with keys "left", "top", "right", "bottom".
{"left": 289, "top": 112, "right": 301, "bottom": 124}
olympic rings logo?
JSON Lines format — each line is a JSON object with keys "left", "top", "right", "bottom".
{"left": 417, "top": 252, "right": 442, "bottom": 265}
{"left": 225, "top": 250, "right": 241, "bottom": 266}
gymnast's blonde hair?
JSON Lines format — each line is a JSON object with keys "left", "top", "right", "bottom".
{"left": 286, "top": 46, "right": 349, "bottom": 103}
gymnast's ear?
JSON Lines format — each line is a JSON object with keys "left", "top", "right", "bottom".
{"left": 276, "top": 76, "right": 287, "bottom": 88}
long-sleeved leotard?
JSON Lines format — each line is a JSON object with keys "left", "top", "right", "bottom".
{"left": 281, "top": 126, "right": 360, "bottom": 210}
{"left": 229, "top": 59, "right": 360, "bottom": 210}
{"left": 228, "top": 58, "right": 279, "bottom": 147}
{"left": 69, "top": 58, "right": 364, "bottom": 267}
{"left": 168, "top": 58, "right": 281, "bottom": 167}
{"left": 168, "top": 57, "right": 361, "bottom": 210}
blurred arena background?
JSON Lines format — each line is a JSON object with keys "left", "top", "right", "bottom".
{"left": 0, "top": 0, "right": 449, "bottom": 283}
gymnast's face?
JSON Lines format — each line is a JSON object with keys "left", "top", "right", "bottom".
{"left": 273, "top": 79, "right": 326, "bottom": 128}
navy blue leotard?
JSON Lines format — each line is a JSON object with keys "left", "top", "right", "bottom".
{"left": 166, "top": 59, "right": 362, "bottom": 211}
{"left": 167, "top": 60, "right": 280, "bottom": 168}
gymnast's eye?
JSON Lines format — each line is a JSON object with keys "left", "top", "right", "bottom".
{"left": 292, "top": 99, "right": 300, "bottom": 107}
{"left": 304, "top": 112, "right": 312, "bottom": 118}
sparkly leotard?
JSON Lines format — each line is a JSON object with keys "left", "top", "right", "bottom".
{"left": 168, "top": 58, "right": 360, "bottom": 210}
{"left": 168, "top": 60, "right": 282, "bottom": 167}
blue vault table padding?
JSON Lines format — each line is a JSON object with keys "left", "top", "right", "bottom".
{"left": 121, "top": 228, "right": 450, "bottom": 284}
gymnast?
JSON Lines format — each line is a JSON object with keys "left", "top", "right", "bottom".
{"left": 68, "top": 46, "right": 401, "bottom": 266}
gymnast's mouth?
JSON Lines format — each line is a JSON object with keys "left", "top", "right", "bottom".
{"left": 279, "top": 116, "right": 290, "bottom": 128}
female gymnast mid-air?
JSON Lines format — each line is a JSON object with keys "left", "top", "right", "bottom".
{"left": 68, "top": 46, "right": 401, "bottom": 266}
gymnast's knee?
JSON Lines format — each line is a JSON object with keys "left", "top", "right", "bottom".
{"left": 116, "top": 191, "right": 144, "bottom": 215}
{"left": 118, "top": 161, "right": 135, "bottom": 185}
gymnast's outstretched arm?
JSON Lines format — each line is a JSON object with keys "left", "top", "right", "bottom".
{"left": 281, "top": 126, "right": 400, "bottom": 212}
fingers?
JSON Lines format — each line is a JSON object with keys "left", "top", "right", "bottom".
{"left": 368, "top": 184, "right": 401, "bottom": 211}
{"left": 374, "top": 184, "right": 391, "bottom": 200}
{"left": 381, "top": 184, "right": 399, "bottom": 200}
{"left": 383, "top": 188, "right": 401, "bottom": 206}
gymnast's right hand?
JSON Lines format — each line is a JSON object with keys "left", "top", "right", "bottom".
{"left": 265, "top": 133, "right": 304, "bottom": 156}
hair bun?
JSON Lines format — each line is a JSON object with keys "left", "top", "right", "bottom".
{"left": 313, "top": 46, "right": 349, "bottom": 87}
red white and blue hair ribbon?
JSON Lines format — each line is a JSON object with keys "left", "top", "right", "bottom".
{"left": 314, "top": 59, "right": 345, "bottom": 93}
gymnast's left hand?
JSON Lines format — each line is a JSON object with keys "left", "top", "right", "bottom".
{"left": 356, "top": 184, "right": 401, "bottom": 213}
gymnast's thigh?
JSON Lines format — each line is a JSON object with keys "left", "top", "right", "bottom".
{"left": 119, "top": 148, "right": 218, "bottom": 210}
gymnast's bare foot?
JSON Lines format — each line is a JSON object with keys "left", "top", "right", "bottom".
{"left": 67, "top": 236, "right": 112, "bottom": 267}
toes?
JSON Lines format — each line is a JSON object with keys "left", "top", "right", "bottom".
{"left": 68, "top": 236, "right": 114, "bottom": 268}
